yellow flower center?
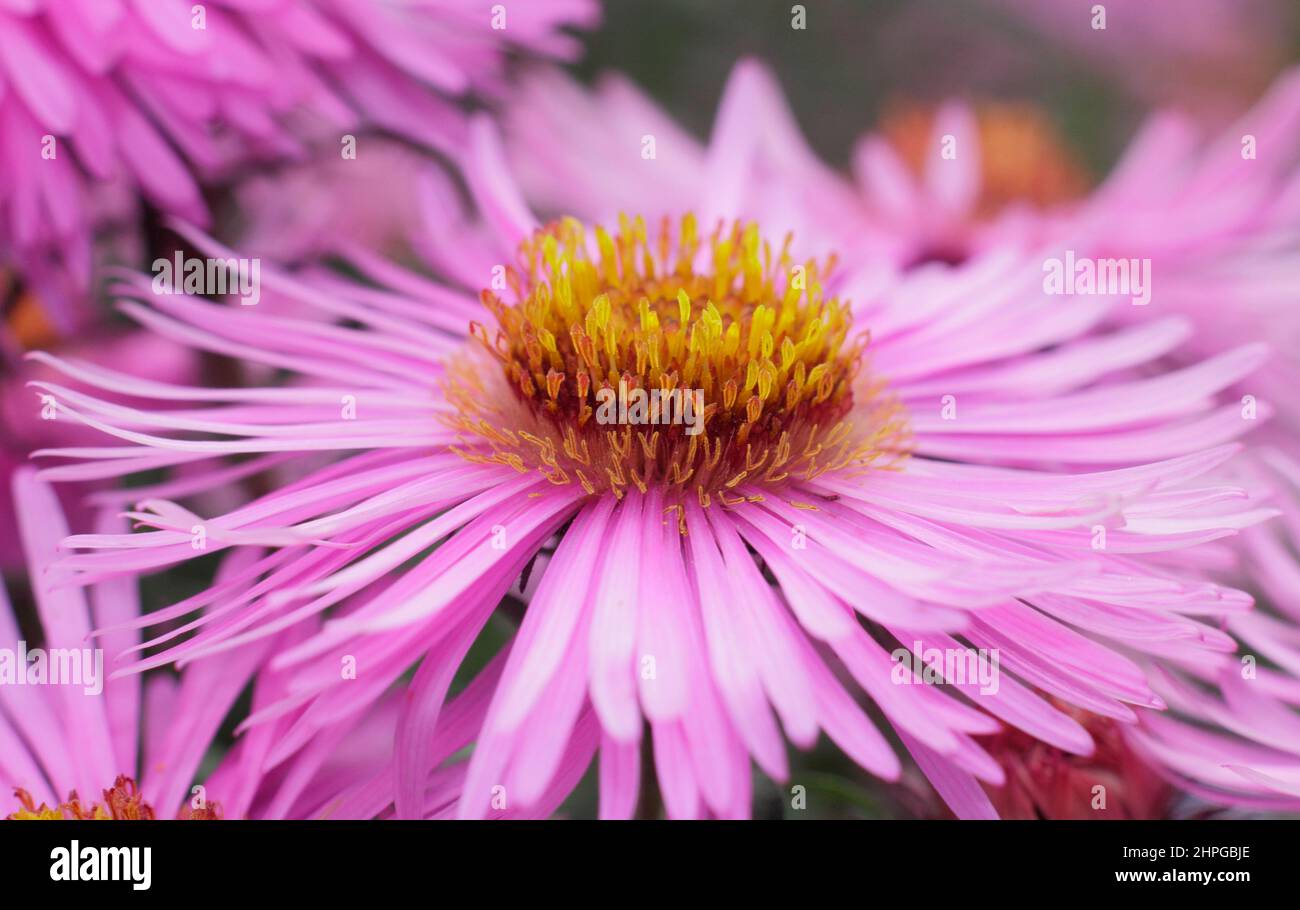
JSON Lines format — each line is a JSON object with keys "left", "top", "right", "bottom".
{"left": 446, "top": 214, "right": 908, "bottom": 518}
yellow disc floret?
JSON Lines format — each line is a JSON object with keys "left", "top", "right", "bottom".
{"left": 446, "top": 214, "right": 908, "bottom": 514}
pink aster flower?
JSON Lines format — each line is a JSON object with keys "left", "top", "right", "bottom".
{"left": 3, "top": 469, "right": 286, "bottom": 817}
{"left": 0, "top": 465, "right": 481, "bottom": 820}
{"left": 0, "top": 0, "right": 598, "bottom": 340}
{"left": 26, "top": 61, "right": 1289, "bottom": 820}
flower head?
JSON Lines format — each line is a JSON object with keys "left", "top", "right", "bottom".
{"left": 852, "top": 100, "right": 1088, "bottom": 268}
{"left": 978, "top": 705, "right": 1174, "bottom": 819}
{"left": 0, "top": 467, "right": 397, "bottom": 820}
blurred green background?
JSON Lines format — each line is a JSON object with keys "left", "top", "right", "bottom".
{"left": 572, "top": 0, "right": 1300, "bottom": 179}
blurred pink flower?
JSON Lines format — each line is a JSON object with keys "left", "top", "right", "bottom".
{"left": 231, "top": 137, "right": 431, "bottom": 263}
{"left": 848, "top": 100, "right": 1087, "bottom": 268}
{"left": 978, "top": 706, "right": 1174, "bottom": 819}
{"left": 1056, "top": 69, "right": 1300, "bottom": 429}
{"left": 846, "top": 65, "right": 1300, "bottom": 810}
{"left": 0, "top": 0, "right": 598, "bottom": 337}
{"left": 1019, "top": 72, "right": 1300, "bottom": 809}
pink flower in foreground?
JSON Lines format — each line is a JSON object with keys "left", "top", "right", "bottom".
{"left": 0, "top": 0, "right": 598, "bottom": 340}
{"left": 28, "top": 62, "right": 1291, "bottom": 820}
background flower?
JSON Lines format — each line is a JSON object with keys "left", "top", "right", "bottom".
{"left": 0, "top": 0, "right": 598, "bottom": 352}
{"left": 0, "top": 465, "right": 465, "bottom": 820}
